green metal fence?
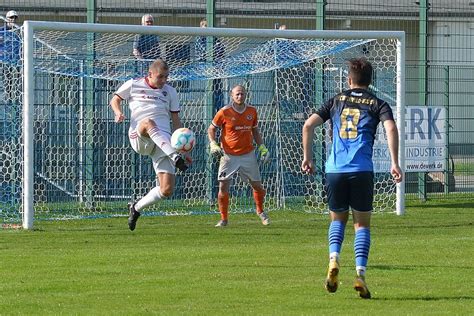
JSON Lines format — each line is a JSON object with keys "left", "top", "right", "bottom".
{"left": 1, "top": 0, "right": 473, "bottom": 202}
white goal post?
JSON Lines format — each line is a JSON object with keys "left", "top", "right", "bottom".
{"left": 19, "top": 21, "right": 405, "bottom": 229}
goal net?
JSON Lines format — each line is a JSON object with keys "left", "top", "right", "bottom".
{"left": 2, "top": 22, "right": 405, "bottom": 228}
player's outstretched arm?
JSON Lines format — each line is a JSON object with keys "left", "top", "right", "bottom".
{"left": 383, "top": 119, "right": 403, "bottom": 183}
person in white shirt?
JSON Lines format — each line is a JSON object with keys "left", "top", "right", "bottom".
{"left": 110, "top": 59, "right": 190, "bottom": 231}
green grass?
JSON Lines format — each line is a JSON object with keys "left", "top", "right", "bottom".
{"left": 454, "top": 162, "right": 474, "bottom": 175}
{"left": 1, "top": 201, "right": 473, "bottom": 315}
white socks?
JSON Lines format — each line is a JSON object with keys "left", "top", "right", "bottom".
{"left": 148, "top": 127, "right": 176, "bottom": 157}
{"left": 135, "top": 187, "right": 163, "bottom": 211}
{"left": 329, "top": 252, "right": 340, "bottom": 262}
{"left": 356, "top": 266, "right": 366, "bottom": 277}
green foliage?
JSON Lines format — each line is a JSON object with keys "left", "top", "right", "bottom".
{"left": 0, "top": 202, "right": 473, "bottom": 315}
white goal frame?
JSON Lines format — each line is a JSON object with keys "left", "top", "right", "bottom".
{"left": 22, "top": 21, "right": 406, "bottom": 229}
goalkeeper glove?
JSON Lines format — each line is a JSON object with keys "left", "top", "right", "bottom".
{"left": 258, "top": 144, "right": 270, "bottom": 163}
{"left": 210, "top": 140, "right": 224, "bottom": 157}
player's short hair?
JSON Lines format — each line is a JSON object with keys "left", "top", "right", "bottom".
{"left": 150, "top": 59, "right": 169, "bottom": 72}
{"left": 348, "top": 58, "right": 373, "bottom": 87}
{"left": 231, "top": 84, "right": 246, "bottom": 94}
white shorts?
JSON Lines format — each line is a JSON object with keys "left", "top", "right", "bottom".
{"left": 129, "top": 128, "right": 175, "bottom": 175}
{"left": 218, "top": 150, "right": 261, "bottom": 182}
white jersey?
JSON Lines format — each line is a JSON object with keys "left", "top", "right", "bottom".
{"left": 114, "top": 77, "right": 180, "bottom": 134}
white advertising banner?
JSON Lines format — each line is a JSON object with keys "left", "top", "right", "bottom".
{"left": 373, "top": 106, "right": 446, "bottom": 172}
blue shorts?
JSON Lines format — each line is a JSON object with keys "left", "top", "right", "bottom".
{"left": 326, "top": 172, "right": 374, "bottom": 212}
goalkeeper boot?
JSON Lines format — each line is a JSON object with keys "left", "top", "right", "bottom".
{"left": 215, "top": 219, "right": 228, "bottom": 227}
{"left": 258, "top": 211, "right": 270, "bottom": 226}
{"left": 354, "top": 275, "right": 371, "bottom": 299}
{"left": 324, "top": 258, "right": 339, "bottom": 293}
{"left": 173, "top": 154, "right": 188, "bottom": 172}
{"left": 128, "top": 202, "right": 141, "bottom": 231}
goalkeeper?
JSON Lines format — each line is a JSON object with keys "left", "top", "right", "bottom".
{"left": 208, "top": 84, "right": 270, "bottom": 227}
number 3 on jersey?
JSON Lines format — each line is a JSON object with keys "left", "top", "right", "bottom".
{"left": 339, "top": 108, "right": 360, "bottom": 139}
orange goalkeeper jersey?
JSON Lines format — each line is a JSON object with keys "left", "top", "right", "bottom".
{"left": 212, "top": 104, "right": 258, "bottom": 155}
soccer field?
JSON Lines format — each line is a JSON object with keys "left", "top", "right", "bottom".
{"left": 0, "top": 200, "right": 472, "bottom": 315}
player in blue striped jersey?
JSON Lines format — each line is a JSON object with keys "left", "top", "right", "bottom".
{"left": 301, "top": 58, "right": 403, "bottom": 299}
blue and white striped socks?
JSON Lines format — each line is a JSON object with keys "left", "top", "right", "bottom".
{"left": 328, "top": 220, "right": 345, "bottom": 260}
{"left": 354, "top": 227, "right": 371, "bottom": 276}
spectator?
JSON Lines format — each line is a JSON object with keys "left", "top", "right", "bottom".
{"left": 1, "top": 9, "right": 22, "bottom": 106}
{"left": 194, "top": 18, "right": 225, "bottom": 62}
{"left": 133, "top": 14, "right": 161, "bottom": 60}
{"left": 274, "top": 23, "right": 287, "bottom": 30}
{"left": 0, "top": 10, "right": 21, "bottom": 63}
{"left": 195, "top": 18, "right": 225, "bottom": 109}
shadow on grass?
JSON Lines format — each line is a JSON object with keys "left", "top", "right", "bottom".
{"left": 373, "top": 295, "right": 473, "bottom": 301}
{"left": 381, "top": 222, "right": 473, "bottom": 230}
{"left": 370, "top": 264, "right": 416, "bottom": 271}
{"left": 371, "top": 264, "right": 473, "bottom": 271}
{"left": 407, "top": 201, "right": 474, "bottom": 209}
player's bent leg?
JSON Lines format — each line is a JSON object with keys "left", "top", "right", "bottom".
{"left": 139, "top": 119, "right": 188, "bottom": 171}
{"left": 135, "top": 186, "right": 165, "bottom": 210}
{"left": 157, "top": 172, "right": 175, "bottom": 198}
{"left": 128, "top": 187, "right": 162, "bottom": 231}
{"left": 128, "top": 173, "right": 175, "bottom": 231}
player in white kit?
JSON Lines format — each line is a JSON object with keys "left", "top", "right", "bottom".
{"left": 110, "top": 59, "right": 190, "bottom": 231}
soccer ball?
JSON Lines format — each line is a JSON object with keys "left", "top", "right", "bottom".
{"left": 171, "top": 127, "right": 196, "bottom": 153}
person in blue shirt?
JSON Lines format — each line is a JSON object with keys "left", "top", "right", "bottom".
{"left": 1, "top": 10, "right": 21, "bottom": 106}
{"left": 133, "top": 14, "right": 161, "bottom": 60}
{"left": 194, "top": 19, "right": 225, "bottom": 109}
{"left": 301, "top": 58, "right": 403, "bottom": 299}
{"left": 0, "top": 10, "right": 21, "bottom": 64}
{"left": 194, "top": 19, "right": 225, "bottom": 62}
